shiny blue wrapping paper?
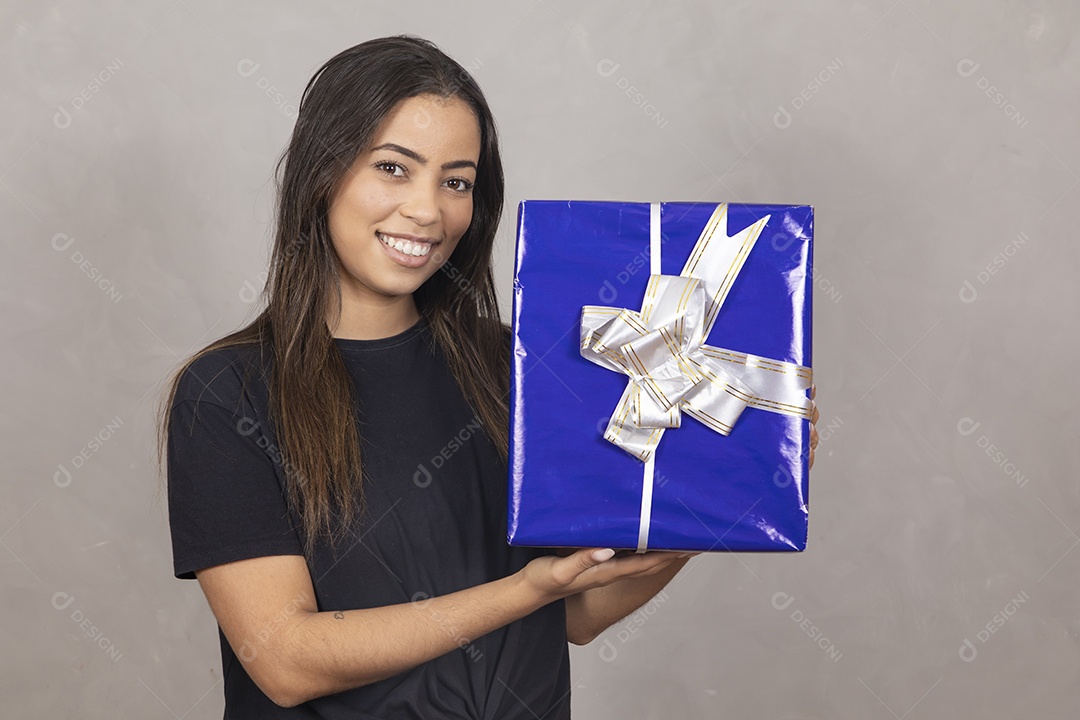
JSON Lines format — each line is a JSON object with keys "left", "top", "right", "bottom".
{"left": 507, "top": 200, "right": 813, "bottom": 552}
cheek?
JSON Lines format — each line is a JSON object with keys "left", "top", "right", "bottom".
{"left": 447, "top": 201, "right": 475, "bottom": 241}
{"left": 330, "top": 188, "right": 394, "bottom": 244}
{"left": 349, "top": 186, "right": 397, "bottom": 226}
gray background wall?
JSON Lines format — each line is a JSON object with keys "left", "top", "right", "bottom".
{"left": 3, "top": 0, "right": 1077, "bottom": 717}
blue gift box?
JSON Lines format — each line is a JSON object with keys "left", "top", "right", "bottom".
{"left": 507, "top": 200, "right": 814, "bottom": 552}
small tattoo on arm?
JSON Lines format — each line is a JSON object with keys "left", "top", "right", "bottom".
{"left": 334, "top": 611, "right": 344, "bottom": 620}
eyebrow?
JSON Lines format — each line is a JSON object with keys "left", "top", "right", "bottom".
{"left": 370, "top": 142, "right": 477, "bottom": 171}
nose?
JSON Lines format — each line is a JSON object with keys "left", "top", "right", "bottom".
{"left": 398, "top": 179, "right": 439, "bottom": 227}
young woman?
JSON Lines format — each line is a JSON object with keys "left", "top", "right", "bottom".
{"left": 158, "top": 35, "right": 818, "bottom": 718}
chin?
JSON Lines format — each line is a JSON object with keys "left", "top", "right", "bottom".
{"left": 381, "top": 274, "right": 439, "bottom": 298}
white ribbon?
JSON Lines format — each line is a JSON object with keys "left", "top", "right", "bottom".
{"left": 579, "top": 203, "right": 812, "bottom": 551}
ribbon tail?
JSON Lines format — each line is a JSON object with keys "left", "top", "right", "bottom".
{"left": 680, "top": 204, "right": 772, "bottom": 339}
{"left": 604, "top": 383, "right": 666, "bottom": 463}
{"left": 699, "top": 345, "right": 813, "bottom": 419}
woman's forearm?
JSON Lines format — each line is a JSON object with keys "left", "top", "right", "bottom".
{"left": 215, "top": 548, "right": 678, "bottom": 706}
{"left": 275, "top": 572, "right": 550, "bottom": 706}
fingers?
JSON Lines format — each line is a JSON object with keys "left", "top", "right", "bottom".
{"left": 617, "top": 550, "right": 692, "bottom": 573}
{"left": 567, "top": 547, "right": 615, "bottom": 577}
{"left": 589, "top": 548, "right": 616, "bottom": 564}
{"left": 808, "top": 382, "right": 819, "bottom": 471}
{"left": 542, "top": 548, "right": 607, "bottom": 589}
{"left": 564, "top": 547, "right": 697, "bottom": 580}
{"left": 529, "top": 547, "right": 688, "bottom": 600}
{"left": 608, "top": 552, "right": 684, "bottom": 579}
{"left": 574, "top": 548, "right": 685, "bottom": 578}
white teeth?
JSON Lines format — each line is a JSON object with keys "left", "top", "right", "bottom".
{"left": 379, "top": 233, "right": 432, "bottom": 258}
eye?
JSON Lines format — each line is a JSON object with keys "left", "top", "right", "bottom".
{"left": 444, "top": 177, "right": 474, "bottom": 194}
{"left": 374, "top": 161, "right": 405, "bottom": 177}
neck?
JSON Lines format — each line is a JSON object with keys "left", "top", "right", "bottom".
{"left": 328, "top": 291, "right": 421, "bottom": 341}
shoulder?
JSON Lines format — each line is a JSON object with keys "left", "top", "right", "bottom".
{"left": 172, "top": 343, "right": 271, "bottom": 412}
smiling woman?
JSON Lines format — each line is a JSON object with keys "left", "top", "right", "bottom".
{"left": 155, "top": 34, "right": 705, "bottom": 719}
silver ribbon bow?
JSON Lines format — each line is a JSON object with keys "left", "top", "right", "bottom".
{"left": 580, "top": 203, "right": 813, "bottom": 464}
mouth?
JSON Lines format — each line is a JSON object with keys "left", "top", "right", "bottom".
{"left": 377, "top": 231, "right": 439, "bottom": 258}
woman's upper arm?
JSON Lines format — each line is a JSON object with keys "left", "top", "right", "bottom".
{"left": 194, "top": 554, "right": 317, "bottom": 707}
{"left": 168, "top": 394, "right": 306, "bottom": 574}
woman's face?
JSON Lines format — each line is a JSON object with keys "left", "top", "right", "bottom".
{"left": 327, "top": 93, "right": 481, "bottom": 316}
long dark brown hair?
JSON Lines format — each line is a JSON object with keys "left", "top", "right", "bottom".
{"left": 155, "top": 35, "right": 509, "bottom": 556}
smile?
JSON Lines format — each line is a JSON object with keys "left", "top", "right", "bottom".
{"left": 377, "top": 231, "right": 435, "bottom": 257}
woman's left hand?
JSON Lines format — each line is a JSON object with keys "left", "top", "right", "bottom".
{"left": 809, "top": 382, "right": 819, "bottom": 470}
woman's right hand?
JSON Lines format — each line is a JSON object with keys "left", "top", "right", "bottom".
{"left": 519, "top": 547, "right": 686, "bottom": 602}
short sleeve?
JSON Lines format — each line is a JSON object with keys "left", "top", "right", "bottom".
{"left": 167, "top": 398, "right": 304, "bottom": 580}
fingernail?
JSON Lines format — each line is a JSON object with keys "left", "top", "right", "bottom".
{"left": 592, "top": 548, "right": 616, "bottom": 563}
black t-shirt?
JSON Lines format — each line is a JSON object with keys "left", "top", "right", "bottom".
{"left": 166, "top": 317, "right": 571, "bottom": 719}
